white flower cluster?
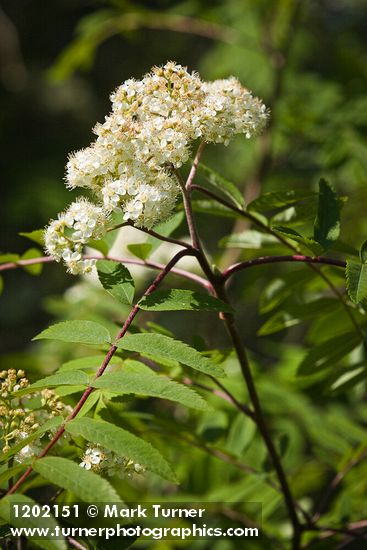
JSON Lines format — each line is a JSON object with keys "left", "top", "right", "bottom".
{"left": 201, "top": 77, "right": 268, "bottom": 144}
{"left": 80, "top": 445, "right": 145, "bottom": 479}
{"left": 45, "top": 62, "right": 268, "bottom": 274}
{"left": 45, "top": 199, "right": 107, "bottom": 275}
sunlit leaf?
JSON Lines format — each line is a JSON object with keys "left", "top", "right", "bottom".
{"left": 346, "top": 260, "right": 367, "bottom": 303}
{"left": 33, "top": 320, "right": 111, "bottom": 345}
{"left": 97, "top": 260, "right": 135, "bottom": 305}
{"left": 116, "top": 333, "right": 225, "bottom": 377}
{"left": 139, "top": 289, "right": 233, "bottom": 312}
{"left": 313, "top": 178, "right": 341, "bottom": 249}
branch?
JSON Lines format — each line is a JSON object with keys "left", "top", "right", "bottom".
{"left": 109, "top": 220, "right": 193, "bottom": 250}
{"left": 112, "top": 12, "right": 238, "bottom": 45}
{"left": 5, "top": 249, "right": 194, "bottom": 496}
{"left": 218, "top": 302, "right": 302, "bottom": 540}
{"left": 222, "top": 255, "right": 346, "bottom": 280}
{"left": 0, "top": 254, "right": 211, "bottom": 290}
{"left": 191, "top": 184, "right": 364, "bottom": 344}
{"left": 182, "top": 167, "right": 302, "bottom": 542}
{"left": 168, "top": 428, "right": 310, "bottom": 524}
{"left": 175, "top": 142, "right": 207, "bottom": 251}
{"left": 182, "top": 376, "right": 254, "bottom": 419}
{"left": 302, "top": 520, "right": 367, "bottom": 547}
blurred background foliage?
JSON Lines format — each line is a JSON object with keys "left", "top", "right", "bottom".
{"left": 1, "top": 0, "right": 367, "bottom": 547}
{"left": 2, "top": 0, "right": 367, "bottom": 350}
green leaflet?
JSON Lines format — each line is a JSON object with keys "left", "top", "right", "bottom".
{"left": 258, "top": 298, "right": 340, "bottom": 336}
{"left": 272, "top": 226, "right": 323, "bottom": 255}
{"left": 197, "top": 163, "right": 246, "bottom": 208}
{"left": 0, "top": 253, "right": 20, "bottom": 263}
{"left": 128, "top": 212, "right": 185, "bottom": 260}
{"left": 127, "top": 243, "right": 153, "bottom": 260}
{"left": 145, "top": 211, "right": 185, "bottom": 254}
{"left": 0, "top": 494, "right": 66, "bottom": 550}
{"left": 220, "top": 230, "right": 279, "bottom": 249}
{"left": 0, "top": 463, "right": 30, "bottom": 486}
{"left": 139, "top": 289, "right": 233, "bottom": 313}
{"left": 21, "top": 248, "right": 44, "bottom": 275}
{"left": 270, "top": 198, "right": 318, "bottom": 228}
{"left": 17, "top": 370, "right": 90, "bottom": 395}
{"left": 248, "top": 189, "right": 316, "bottom": 214}
{"left": 259, "top": 270, "right": 313, "bottom": 314}
{"left": 191, "top": 199, "right": 239, "bottom": 218}
{"left": 88, "top": 214, "right": 122, "bottom": 255}
{"left": 97, "top": 260, "right": 135, "bottom": 305}
{"left": 33, "top": 320, "right": 111, "bottom": 345}
{"left": 34, "top": 457, "right": 122, "bottom": 502}
{"left": 346, "top": 260, "right": 367, "bottom": 303}
{"left": 331, "top": 366, "right": 366, "bottom": 393}
{"left": 19, "top": 229, "right": 45, "bottom": 247}
{"left": 225, "top": 413, "right": 256, "bottom": 457}
{"left": 359, "top": 239, "right": 367, "bottom": 263}
{"left": 92, "top": 366, "right": 207, "bottom": 410}
{"left": 65, "top": 417, "right": 177, "bottom": 482}
{"left": 258, "top": 311, "right": 301, "bottom": 336}
{"left": 297, "top": 331, "right": 361, "bottom": 376}
{"left": 313, "top": 178, "right": 341, "bottom": 250}
{"left": 59, "top": 355, "right": 122, "bottom": 372}
{"left": 77, "top": 390, "right": 102, "bottom": 417}
{"left": 116, "top": 333, "right": 225, "bottom": 377}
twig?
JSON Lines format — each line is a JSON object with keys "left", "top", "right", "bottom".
{"left": 175, "top": 142, "right": 207, "bottom": 251}
{"left": 67, "top": 537, "right": 88, "bottom": 550}
{"left": 222, "top": 255, "right": 346, "bottom": 280}
{"left": 209, "top": 376, "right": 255, "bottom": 419}
{"left": 313, "top": 445, "right": 367, "bottom": 522}
{"left": 110, "top": 12, "right": 238, "bottom": 45}
{"left": 302, "top": 520, "right": 367, "bottom": 548}
{"left": 182, "top": 376, "right": 254, "bottom": 419}
{"left": 0, "top": 254, "right": 210, "bottom": 290}
{"left": 218, "top": 303, "right": 302, "bottom": 542}
{"left": 5, "top": 249, "right": 194, "bottom": 496}
{"left": 168, "top": 428, "right": 309, "bottom": 525}
{"left": 109, "top": 220, "right": 193, "bottom": 249}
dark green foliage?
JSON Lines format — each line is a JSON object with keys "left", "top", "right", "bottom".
{"left": 313, "top": 179, "right": 341, "bottom": 250}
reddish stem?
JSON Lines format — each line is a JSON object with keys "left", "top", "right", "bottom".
{"left": 5, "top": 248, "right": 194, "bottom": 496}
{"left": 222, "top": 255, "right": 346, "bottom": 280}
{"left": 186, "top": 141, "right": 206, "bottom": 191}
{"left": 0, "top": 254, "right": 210, "bottom": 290}
{"left": 112, "top": 221, "right": 193, "bottom": 249}
{"left": 180, "top": 165, "right": 302, "bottom": 540}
